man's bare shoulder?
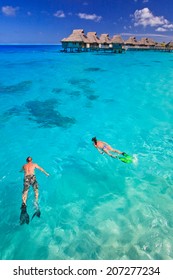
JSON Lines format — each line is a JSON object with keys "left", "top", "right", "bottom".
{"left": 23, "top": 162, "right": 38, "bottom": 168}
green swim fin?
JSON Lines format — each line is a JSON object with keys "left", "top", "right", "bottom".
{"left": 118, "top": 154, "right": 133, "bottom": 164}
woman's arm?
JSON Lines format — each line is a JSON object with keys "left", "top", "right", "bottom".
{"left": 93, "top": 143, "right": 103, "bottom": 154}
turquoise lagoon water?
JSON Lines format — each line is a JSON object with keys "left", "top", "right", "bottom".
{"left": 0, "top": 45, "right": 173, "bottom": 260}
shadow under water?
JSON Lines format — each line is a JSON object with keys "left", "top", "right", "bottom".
{"left": 25, "top": 99, "right": 76, "bottom": 128}
{"left": 0, "top": 80, "right": 32, "bottom": 94}
{"left": 52, "top": 88, "right": 64, "bottom": 94}
{"left": 0, "top": 98, "right": 76, "bottom": 129}
{"left": 84, "top": 67, "right": 105, "bottom": 72}
{"left": 68, "top": 78, "right": 98, "bottom": 101}
{"left": 0, "top": 107, "right": 23, "bottom": 124}
{"left": 68, "top": 78, "right": 95, "bottom": 86}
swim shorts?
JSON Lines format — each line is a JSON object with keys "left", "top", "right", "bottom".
{"left": 23, "top": 175, "right": 38, "bottom": 193}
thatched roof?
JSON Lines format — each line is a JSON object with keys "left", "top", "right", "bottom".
{"left": 61, "top": 30, "right": 160, "bottom": 48}
{"left": 86, "top": 32, "right": 100, "bottom": 43}
{"left": 125, "top": 36, "right": 138, "bottom": 45}
{"left": 111, "top": 35, "right": 124, "bottom": 44}
{"left": 137, "top": 37, "right": 156, "bottom": 46}
{"left": 99, "top": 34, "right": 111, "bottom": 44}
{"left": 147, "top": 38, "right": 156, "bottom": 46}
{"left": 61, "top": 29, "right": 88, "bottom": 43}
{"left": 137, "top": 38, "right": 149, "bottom": 46}
{"left": 165, "top": 41, "right": 173, "bottom": 48}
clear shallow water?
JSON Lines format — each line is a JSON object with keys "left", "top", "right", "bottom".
{"left": 0, "top": 45, "right": 173, "bottom": 260}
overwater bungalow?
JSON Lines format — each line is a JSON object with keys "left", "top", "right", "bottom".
{"left": 61, "top": 29, "right": 172, "bottom": 53}
{"left": 137, "top": 38, "right": 149, "bottom": 47}
{"left": 147, "top": 38, "right": 156, "bottom": 47}
{"left": 110, "top": 35, "right": 124, "bottom": 53}
{"left": 61, "top": 29, "right": 87, "bottom": 52}
{"left": 137, "top": 37, "right": 156, "bottom": 49}
{"left": 125, "top": 37, "right": 138, "bottom": 47}
{"left": 85, "top": 32, "right": 100, "bottom": 50}
{"left": 61, "top": 30, "right": 124, "bottom": 53}
{"left": 99, "top": 33, "right": 111, "bottom": 49}
{"left": 125, "top": 36, "right": 157, "bottom": 50}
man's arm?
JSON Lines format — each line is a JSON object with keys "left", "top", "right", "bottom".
{"left": 19, "top": 165, "right": 24, "bottom": 172}
{"left": 35, "top": 164, "right": 49, "bottom": 176}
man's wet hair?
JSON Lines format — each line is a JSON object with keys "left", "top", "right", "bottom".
{"left": 92, "top": 137, "right": 97, "bottom": 144}
{"left": 26, "top": 156, "right": 32, "bottom": 162}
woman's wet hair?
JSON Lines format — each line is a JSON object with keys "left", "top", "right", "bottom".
{"left": 26, "top": 156, "right": 32, "bottom": 162}
{"left": 92, "top": 137, "right": 97, "bottom": 144}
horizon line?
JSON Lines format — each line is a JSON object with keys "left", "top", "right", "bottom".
{"left": 0, "top": 43, "right": 61, "bottom": 46}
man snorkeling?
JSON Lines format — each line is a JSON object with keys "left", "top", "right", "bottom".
{"left": 92, "top": 137, "right": 125, "bottom": 158}
{"left": 20, "top": 156, "right": 49, "bottom": 225}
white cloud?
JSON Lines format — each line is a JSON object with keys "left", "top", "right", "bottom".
{"left": 123, "top": 25, "right": 132, "bottom": 30}
{"left": 163, "top": 23, "right": 173, "bottom": 29}
{"left": 133, "top": 7, "right": 173, "bottom": 31}
{"left": 134, "top": 8, "right": 169, "bottom": 27}
{"left": 156, "top": 23, "right": 173, "bottom": 32}
{"left": 2, "top": 6, "right": 19, "bottom": 16}
{"left": 121, "top": 32, "right": 169, "bottom": 38}
{"left": 143, "top": 0, "right": 149, "bottom": 3}
{"left": 54, "top": 10, "right": 65, "bottom": 18}
{"left": 83, "top": 2, "right": 88, "bottom": 5}
{"left": 77, "top": 13, "right": 102, "bottom": 22}
{"left": 156, "top": 27, "right": 167, "bottom": 32}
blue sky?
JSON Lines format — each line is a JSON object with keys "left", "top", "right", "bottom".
{"left": 0, "top": 0, "right": 173, "bottom": 44}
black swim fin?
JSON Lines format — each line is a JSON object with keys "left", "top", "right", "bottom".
{"left": 31, "top": 208, "right": 41, "bottom": 220}
{"left": 20, "top": 203, "right": 30, "bottom": 225}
